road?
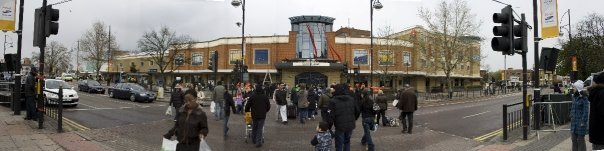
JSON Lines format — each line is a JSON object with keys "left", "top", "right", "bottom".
{"left": 62, "top": 85, "right": 528, "bottom": 150}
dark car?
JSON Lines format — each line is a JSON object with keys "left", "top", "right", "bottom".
{"left": 108, "top": 83, "right": 156, "bottom": 102}
{"left": 78, "top": 80, "right": 105, "bottom": 94}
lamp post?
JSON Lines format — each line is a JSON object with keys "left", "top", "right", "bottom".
{"left": 559, "top": 9, "right": 575, "bottom": 81}
{"left": 370, "top": 0, "right": 383, "bottom": 88}
{"left": 232, "top": 0, "right": 245, "bottom": 83}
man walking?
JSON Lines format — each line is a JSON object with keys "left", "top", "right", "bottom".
{"left": 245, "top": 84, "right": 271, "bottom": 148}
{"left": 24, "top": 68, "right": 37, "bottom": 121}
{"left": 169, "top": 85, "right": 184, "bottom": 121}
{"left": 297, "top": 84, "right": 309, "bottom": 124}
{"left": 588, "top": 72, "right": 604, "bottom": 150}
{"left": 273, "top": 84, "right": 288, "bottom": 124}
{"left": 396, "top": 84, "right": 418, "bottom": 134}
{"left": 328, "top": 84, "right": 360, "bottom": 151}
{"left": 213, "top": 81, "right": 226, "bottom": 120}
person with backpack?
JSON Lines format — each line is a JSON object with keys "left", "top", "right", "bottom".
{"left": 311, "top": 121, "right": 333, "bottom": 151}
{"left": 319, "top": 88, "right": 334, "bottom": 122}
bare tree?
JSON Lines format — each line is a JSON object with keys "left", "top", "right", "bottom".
{"left": 375, "top": 26, "right": 403, "bottom": 87}
{"left": 32, "top": 41, "right": 71, "bottom": 77}
{"left": 137, "top": 26, "right": 193, "bottom": 88}
{"left": 417, "top": 0, "right": 482, "bottom": 97}
{"left": 79, "top": 21, "right": 119, "bottom": 79}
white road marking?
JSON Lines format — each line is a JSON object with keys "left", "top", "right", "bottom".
{"left": 462, "top": 111, "right": 490, "bottom": 119}
{"left": 79, "top": 103, "right": 99, "bottom": 109}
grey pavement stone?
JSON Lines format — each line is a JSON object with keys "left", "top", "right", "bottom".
{"left": 512, "top": 125, "right": 571, "bottom": 151}
{"left": 30, "top": 134, "right": 49, "bottom": 140}
{"left": 11, "top": 134, "right": 31, "bottom": 142}
{"left": 0, "top": 141, "right": 17, "bottom": 149}
{"left": 14, "top": 140, "right": 38, "bottom": 148}
{"left": 35, "top": 139, "right": 58, "bottom": 146}
{"left": 41, "top": 145, "right": 65, "bottom": 151}
{"left": 18, "top": 146, "right": 42, "bottom": 151}
{"left": 0, "top": 136, "right": 12, "bottom": 142}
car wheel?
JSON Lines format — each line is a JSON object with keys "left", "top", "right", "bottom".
{"left": 109, "top": 91, "right": 114, "bottom": 98}
{"left": 71, "top": 104, "right": 78, "bottom": 107}
{"left": 130, "top": 94, "right": 136, "bottom": 102}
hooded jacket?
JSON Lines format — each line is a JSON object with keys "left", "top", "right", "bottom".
{"left": 245, "top": 87, "right": 271, "bottom": 119}
{"left": 588, "top": 84, "right": 604, "bottom": 145}
{"left": 328, "top": 95, "right": 360, "bottom": 131}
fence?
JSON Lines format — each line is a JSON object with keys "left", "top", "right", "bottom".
{"left": 502, "top": 101, "right": 524, "bottom": 141}
{"left": 41, "top": 86, "right": 64, "bottom": 133}
{"left": 418, "top": 88, "right": 521, "bottom": 101}
{"left": 533, "top": 101, "right": 572, "bottom": 140}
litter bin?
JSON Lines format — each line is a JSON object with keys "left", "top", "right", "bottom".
{"left": 541, "top": 94, "right": 572, "bottom": 125}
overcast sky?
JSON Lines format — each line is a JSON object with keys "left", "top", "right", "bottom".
{"left": 4, "top": 0, "right": 602, "bottom": 71}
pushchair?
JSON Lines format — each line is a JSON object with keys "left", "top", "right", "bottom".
{"left": 243, "top": 111, "right": 264, "bottom": 143}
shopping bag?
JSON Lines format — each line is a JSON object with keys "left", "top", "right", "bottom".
{"left": 165, "top": 106, "right": 173, "bottom": 116}
{"left": 199, "top": 138, "right": 212, "bottom": 151}
{"left": 392, "top": 99, "right": 399, "bottom": 107}
{"left": 160, "top": 138, "right": 177, "bottom": 151}
{"left": 210, "top": 102, "right": 216, "bottom": 113}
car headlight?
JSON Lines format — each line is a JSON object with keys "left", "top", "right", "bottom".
{"left": 73, "top": 93, "right": 78, "bottom": 98}
{"left": 139, "top": 93, "right": 146, "bottom": 96}
{"left": 47, "top": 93, "right": 58, "bottom": 98}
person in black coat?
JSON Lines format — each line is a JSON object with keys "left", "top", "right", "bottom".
{"left": 307, "top": 87, "right": 319, "bottom": 120}
{"left": 328, "top": 84, "right": 360, "bottom": 151}
{"left": 24, "top": 68, "right": 38, "bottom": 120}
{"left": 169, "top": 85, "right": 184, "bottom": 121}
{"left": 588, "top": 72, "right": 604, "bottom": 150}
{"left": 359, "top": 89, "right": 376, "bottom": 151}
{"left": 223, "top": 91, "right": 237, "bottom": 137}
{"left": 244, "top": 84, "right": 271, "bottom": 148}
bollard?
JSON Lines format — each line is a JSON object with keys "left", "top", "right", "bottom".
{"left": 14, "top": 75, "right": 21, "bottom": 115}
{"left": 503, "top": 104, "right": 508, "bottom": 140}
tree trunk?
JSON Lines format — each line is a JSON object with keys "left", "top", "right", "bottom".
{"left": 446, "top": 74, "right": 453, "bottom": 99}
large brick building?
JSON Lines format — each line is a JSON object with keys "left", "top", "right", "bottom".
{"left": 110, "top": 15, "right": 482, "bottom": 92}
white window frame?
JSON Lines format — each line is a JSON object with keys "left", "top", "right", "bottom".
{"left": 191, "top": 52, "right": 203, "bottom": 66}
{"left": 378, "top": 50, "right": 394, "bottom": 66}
{"left": 403, "top": 51, "right": 411, "bottom": 67}
{"left": 229, "top": 49, "right": 243, "bottom": 65}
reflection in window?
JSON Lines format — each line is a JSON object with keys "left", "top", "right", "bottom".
{"left": 295, "top": 23, "right": 328, "bottom": 59}
{"left": 192, "top": 53, "right": 203, "bottom": 65}
{"left": 254, "top": 49, "right": 269, "bottom": 64}
{"left": 378, "top": 50, "right": 394, "bottom": 65}
{"left": 353, "top": 49, "right": 368, "bottom": 65}
{"left": 229, "top": 50, "right": 242, "bottom": 64}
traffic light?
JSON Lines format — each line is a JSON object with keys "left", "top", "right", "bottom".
{"left": 342, "top": 63, "right": 348, "bottom": 74}
{"left": 45, "top": 5, "right": 59, "bottom": 37}
{"left": 513, "top": 14, "right": 528, "bottom": 53}
{"left": 33, "top": 8, "right": 43, "bottom": 46}
{"left": 491, "top": 5, "right": 514, "bottom": 55}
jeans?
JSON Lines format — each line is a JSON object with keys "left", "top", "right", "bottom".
{"left": 173, "top": 106, "right": 180, "bottom": 121}
{"left": 276, "top": 105, "right": 287, "bottom": 122}
{"left": 361, "top": 117, "right": 375, "bottom": 151}
{"left": 25, "top": 96, "right": 37, "bottom": 120}
{"left": 308, "top": 108, "right": 315, "bottom": 119}
{"left": 236, "top": 104, "right": 243, "bottom": 114}
{"left": 251, "top": 118, "right": 265, "bottom": 145}
{"left": 214, "top": 101, "right": 224, "bottom": 120}
{"left": 400, "top": 112, "right": 414, "bottom": 133}
{"left": 334, "top": 129, "right": 353, "bottom": 151}
{"left": 571, "top": 133, "right": 586, "bottom": 151}
{"left": 298, "top": 108, "right": 307, "bottom": 123}
{"left": 223, "top": 115, "right": 230, "bottom": 136}
{"left": 376, "top": 109, "right": 386, "bottom": 126}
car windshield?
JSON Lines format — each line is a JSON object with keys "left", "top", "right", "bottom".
{"left": 46, "top": 80, "right": 71, "bottom": 89}
{"left": 88, "top": 81, "right": 101, "bottom": 86}
{"left": 129, "top": 84, "right": 145, "bottom": 91}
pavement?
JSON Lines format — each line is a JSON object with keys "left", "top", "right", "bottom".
{"left": 475, "top": 124, "right": 595, "bottom": 151}
{"left": 0, "top": 105, "right": 112, "bottom": 151}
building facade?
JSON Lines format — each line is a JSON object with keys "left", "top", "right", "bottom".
{"left": 113, "top": 15, "right": 482, "bottom": 92}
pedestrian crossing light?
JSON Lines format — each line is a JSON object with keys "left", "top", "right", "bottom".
{"left": 491, "top": 5, "right": 514, "bottom": 55}
{"left": 44, "top": 5, "right": 59, "bottom": 37}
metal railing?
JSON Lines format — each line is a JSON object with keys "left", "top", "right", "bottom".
{"left": 41, "top": 86, "right": 63, "bottom": 133}
{"left": 418, "top": 88, "right": 521, "bottom": 101}
{"left": 503, "top": 101, "right": 524, "bottom": 141}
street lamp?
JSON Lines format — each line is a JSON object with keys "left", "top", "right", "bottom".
{"left": 232, "top": 0, "right": 245, "bottom": 83}
{"left": 559, "top": 9, "right": 576, "bottom": 81}
{"left": 370, "top": 0, "right": 383, "bottom": 89}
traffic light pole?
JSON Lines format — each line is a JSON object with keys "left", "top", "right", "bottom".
{"left": 520, "top": 14, "right": 529, "bottom": 141}
{"left": 12, "top": 0, "right": 24, "bottom": 115}
{"left": 37, "top": 0, "right": 48, "bottom": 130}
{"left": 532, "top": 0, "right": 542, "bottom": 131}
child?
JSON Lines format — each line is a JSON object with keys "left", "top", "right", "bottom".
{"left": 311, "top": 121, "right": 332, "bottom": 151}
{"left": 235, "top": 92, "right": 244, "bottom": 114}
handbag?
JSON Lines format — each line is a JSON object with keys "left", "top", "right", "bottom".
{"left": 160, "top": 138, "right": 177, "bottom": 151}
{"left": 199, "top": 138, "right": 212, "bottom": 151}
{"left": 392, "top": 99, "right": 399, "bottom": 107}
{"left": 165, "top": 106, "right": 173, "bottom": 116}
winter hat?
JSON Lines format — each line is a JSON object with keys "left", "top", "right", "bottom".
{"left": 333, "top": 84, "right": 349, "bottom": 96}
{"left": 594, "top": 72, "right": 604, "bottom": 84}
{"left": 573, "top": 80, "right": 584, "bottom": 91}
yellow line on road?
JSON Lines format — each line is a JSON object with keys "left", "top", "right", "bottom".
{"left": 473, "top": 120, "right": 524, "bottom": 141}
{"left": 45, "top": 111, "right": 90, "bottom": 131}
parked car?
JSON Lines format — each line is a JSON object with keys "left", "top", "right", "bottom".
{"left": 43, "top": 79, "right": 78, "bottom": 107}
{"left": 78, "top": 80, "right": 105, "bottom": 94}
{"left": 108, "top": 83, "right": 156, "bottom": 102}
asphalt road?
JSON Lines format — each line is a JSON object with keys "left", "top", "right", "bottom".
{"left": 62, "top": 85, "right": 530, "bottom": 150}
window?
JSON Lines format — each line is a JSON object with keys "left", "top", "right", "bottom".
{"left": 192, "top": 53, "right": 203, "bottom": 66}
{"left": 378, "top": 50, "right": 394, "bottom": 66}
{"left": 150, "top": 61, "right": 153, "bottom": 66}
{"left": 229, "top": 50, "right": 242, "bottom": 64}
{"left": 174, "top": 53, "right": 184, "bottom": 66}
{"left": 295, "top": 22, "right": 328, "bottom": 59}
{"left": 140, "top": 61, "right": 144, "bottom": 67}
{"left": 353, "top": 49, "right": 368, "bottom": 65}
{"left": 403, "top": 52, "right": 411, "bottom": 67}
{"left": 254, "top": 49, "right": 269, "bottom": 64}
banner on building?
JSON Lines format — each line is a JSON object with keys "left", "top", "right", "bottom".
{"left": 541, "top": 0, "right": 559, "bottom": 39}
{"left": 0, "top": 0, "right": 15, "bottom": 31}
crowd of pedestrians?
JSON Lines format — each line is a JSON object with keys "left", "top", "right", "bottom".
{"left": 163, "top": 78, "right": 422, "bottom": 151}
